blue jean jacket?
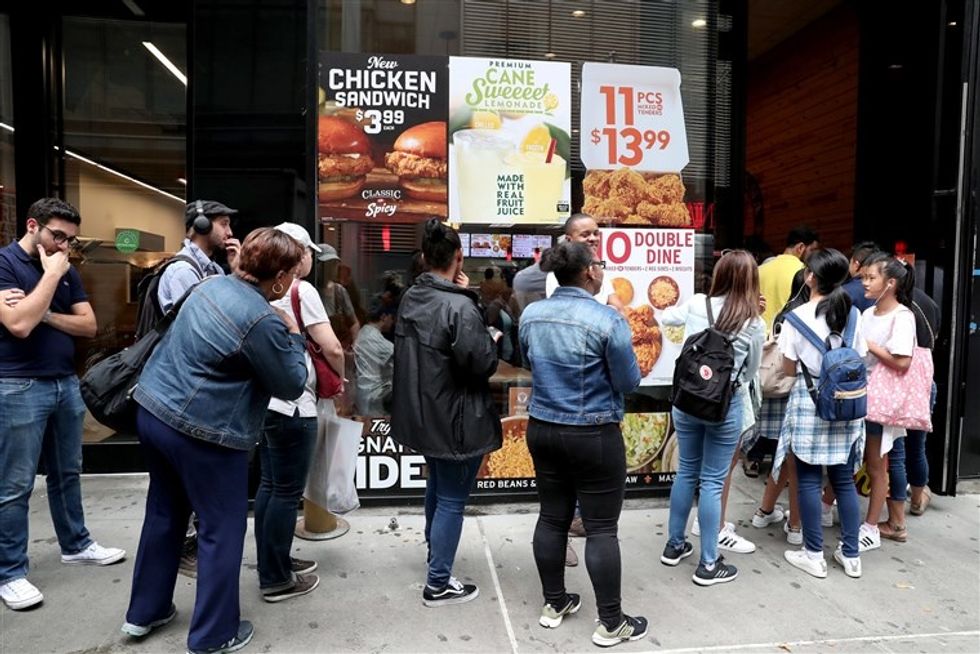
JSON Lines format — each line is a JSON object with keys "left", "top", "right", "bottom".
{"left": 518, "top": 286, "right": 641, "bottom": 425}
{"left": 134, "top": 275, "right": 308, "bottom": 451}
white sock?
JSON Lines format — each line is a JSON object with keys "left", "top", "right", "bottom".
{"left": 862, "top": 522, "right": 878, "bottom": 531}
{"left": 804, "top": 549, "right": 823, "bottom": 560}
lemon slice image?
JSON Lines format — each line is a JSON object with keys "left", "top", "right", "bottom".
{"left": 543, "top": 92, "right": 559, "bottom": 111}
{"left": 521, "top": 123, "right": 552, "bottom": 154}
{"left": 470, "top": 110, "right": 502, "bottom": 129}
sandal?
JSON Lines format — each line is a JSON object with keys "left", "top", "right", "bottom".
{"left": 877, "top": 521, "right": 908, "bottom": 542}
{"left": 910, "top": 487, "right": 932, "bottom": 516}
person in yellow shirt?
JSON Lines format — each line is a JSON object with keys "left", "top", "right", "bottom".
{"left": 758, "top": 227, "right": 819, "bottom": 331}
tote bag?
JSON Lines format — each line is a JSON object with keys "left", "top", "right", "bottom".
{"left": 866, "top": 345, "right": 934, "bottom": 431}
{"left": 759, "top": 335, "right": 796, "bottom": 399}
{"left": 304, "top": 399, "right": 362, "bottom": 515}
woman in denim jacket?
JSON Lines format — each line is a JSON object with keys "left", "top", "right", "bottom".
{"left": 123, "top": 228, "right": 308, "bottom": 654}
{"left": 659, "top": 250, "right": 765, "bottom": 587}
{"left": 519, "top": 241, "right": 645, "bottom": 648}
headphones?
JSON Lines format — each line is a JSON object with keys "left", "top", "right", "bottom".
{"left": 192, "top": 200, "right": 212, "bottom": 235}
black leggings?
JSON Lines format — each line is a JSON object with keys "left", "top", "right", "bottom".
{"left": 526, "top": 418, "right": 626, "bottom": 629}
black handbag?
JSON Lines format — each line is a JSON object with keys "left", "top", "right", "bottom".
{"left": 80, "top": 281, "right": 202, "bottom": 433}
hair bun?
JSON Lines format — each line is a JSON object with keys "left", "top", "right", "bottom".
{"left": 425, "top": 218, "right": 445, "bottom": 242}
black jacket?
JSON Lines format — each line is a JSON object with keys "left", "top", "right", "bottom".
{"left": 911, "top": 288, "right": 940, "bottom": 350}
{"left": 391, "top": 273, "right": 502, "bottom": 460}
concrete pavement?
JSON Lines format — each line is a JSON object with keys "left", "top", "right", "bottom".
{"left": 1, "top": 472, "right": 978, "bottom": 654}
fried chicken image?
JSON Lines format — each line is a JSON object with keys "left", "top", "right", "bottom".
{"left": 318, "top": 153, "right": 375, "bottom": 179}
{"left": 644, "top": 173, "right": 685, "bottom": 205}
{"left": 624, "top": 305, "right": 663, "bottom": 376}
{"left": 384, "top": 150, "right": 448, "bottom": 179}
{"left": 583, "top": 167, "right": 689, "bottom": 227}
{"left": 636, "top": 202, "right": 691, "bottom": 227}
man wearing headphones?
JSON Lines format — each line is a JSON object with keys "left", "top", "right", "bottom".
{"left": 156, "top": 199, "right": 239, "bottom": 578}
{"left": 157, "top": 199, "right": 241, "bottom": 313}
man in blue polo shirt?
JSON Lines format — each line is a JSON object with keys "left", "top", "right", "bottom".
{"left": 0, "top": 198, "right": 125, "bottom": 611}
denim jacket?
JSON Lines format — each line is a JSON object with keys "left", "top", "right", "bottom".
{"left": 134, "top": 275, "right": 308, "bottom": 450}
{"left": 518, "top": 286, "right": 641, "bottom": 425}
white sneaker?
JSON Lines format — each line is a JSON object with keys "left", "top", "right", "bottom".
{"left": 821, "top": 502, "right": 836, "bottom": 527}
{"left": 858, "top": 524, "right": 881, "bottom": 552}
{"left": 61, "top": 542, "right": 126, "bottom": 566}
{"left": 0, "top": 578, "right": 44, "bottom": 610}
{"left": 751, "top": 504, "right": 785, "bottom": 528}
{"left": 718, "top": 524, "right": 756, "bottom": 554}
{"left": 834, "top": 545, "right": 862, "bottom": 578}
{"left": 783, "top": 519, "right": 803, "bottom": 546}
{"left": 784, "top": 549, "right": 827, "bottom": 578}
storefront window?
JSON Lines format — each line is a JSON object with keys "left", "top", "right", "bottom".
{"left": 60, "top": 16, "right": 187, "bottom": 445}
{"left": 317, "top": 0, "right": 731, "bottom": 498}
{"left": 0, "top": 14, "right": 15, "bottom": 245}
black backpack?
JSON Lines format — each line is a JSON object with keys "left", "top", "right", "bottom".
{"left": 670, "top": 296, "right": 745, "bottom": 422}
{"left": 134, "top": 254, "right": 204, "bottom": 340}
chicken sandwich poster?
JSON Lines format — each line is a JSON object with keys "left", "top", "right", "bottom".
{"left": 318, "top": 53, "right": 448, "bottom": 223}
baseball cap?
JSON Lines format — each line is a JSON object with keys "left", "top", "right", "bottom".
{"left": 184, "top": 199, "right": 238, "bottom": 228}
{"left": 316, "top": 244, "right": 340, "bottom": 262}
{"left": 274, "top": 222, "right": 322, "bottom": 253}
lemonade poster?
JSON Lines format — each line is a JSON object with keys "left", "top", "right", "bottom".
{"left": 448, "top": 57, "right": 571, "bottom": 224}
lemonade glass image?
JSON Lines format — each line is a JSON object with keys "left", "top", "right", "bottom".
{"left": 503, "top": 151, "right": 566, "bottom": 222}
{"left": 454, "top": 129, "right": 513, "bottom": 222}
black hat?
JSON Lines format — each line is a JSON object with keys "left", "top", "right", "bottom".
{"left": 184, "top": 200, "right": 238, "bottom": 228}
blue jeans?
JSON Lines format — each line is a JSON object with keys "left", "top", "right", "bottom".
{"left": 795, "top": 456, "right": 861, "bottom": 557}
{"left": 668, "top": 394, "right": 743, "bottom": 566}
{"left": 0, "top": 376, "right": 92, "bottom": 584}
{"left": 254, "top": 410, "right": 317, "bottom": 591}
{"left": 904, "top": 381, "right": 937, "bottom": 488}
{"left": 126, "top": 407, "right": 248, "bottom": 651}
{"left": 423, "top": 456, "right": 482, "bottom": 588}
{"left": 887, "top": 436, "right": 908, "bottom": 501}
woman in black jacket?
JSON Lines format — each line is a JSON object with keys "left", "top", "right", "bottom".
{"left": 391, "top": 219, "right": 501, "bottom": 607}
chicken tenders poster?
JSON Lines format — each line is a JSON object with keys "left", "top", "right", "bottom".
{"left": 318, "top": 53, "right": 448, "bottom": 223}
{"left": 448, "top": 57, "right": 572, "bottom": 224}
{"left": 598, "top": 228, "right": 695, "bottom": 386}
{"left": 581, "top": 64, "right": 692, "bottom": 227}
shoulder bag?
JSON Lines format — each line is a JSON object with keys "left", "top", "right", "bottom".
{"left": 291, "top": 282, "right": 344, "bottom": 399}
{"left": 866, "top": 312, "right": 934, "bottom": 431}
{"left": 759, "top": 323, "right": 796, "bottom": 399}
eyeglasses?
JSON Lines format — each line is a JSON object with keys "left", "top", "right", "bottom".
{"left": 590, "top": 260, "right": 606, "bottom": 269}
{"left": 41, "top": 224, "right": 80, "bottom": 249}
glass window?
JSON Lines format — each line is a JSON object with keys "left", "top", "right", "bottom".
{"left": 60, "top": 16, "right": 187, "bottom": 444}
{"left": 0, "top": 14, "right": 15, "bottom": 245}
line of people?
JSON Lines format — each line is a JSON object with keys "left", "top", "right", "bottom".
{"left": 1, "top": 199, "right": 943, "bottom": 652}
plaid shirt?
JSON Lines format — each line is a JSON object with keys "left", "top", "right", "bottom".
{"left": 758, "top": 396, "right": 789, "bottom": 440}
{"left": 772, "top": 376, "right": 865, "bottom": 478}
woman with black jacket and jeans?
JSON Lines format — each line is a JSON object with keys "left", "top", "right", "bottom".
{"left": 391, "top": 219, "right": 501, "bottom": 607}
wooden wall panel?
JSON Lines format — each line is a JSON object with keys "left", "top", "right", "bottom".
{"left": 746, "top": 5, "right": 859, "bottom": 253}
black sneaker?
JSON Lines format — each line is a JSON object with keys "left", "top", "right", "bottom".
{"left": 186, "top": 620, "right": 254, "bottom": 654}
{"left": 660, "top": 540, "right": 694, "bottom": 566}
{"left": 539, "top": 592, "right": 581, "bottom": 628}
{"left": 261, "top": 574, "right": 320, "bottom": 603}
{"left": 693, "top": 556, "right": 738, "bottom": 586}
{"left": 178, "top": 535, "right": 198, "bottom": 579}
{"left": 592, "top": 615, "right": 648, "bottom": 647}
{"left": 290, "top": 557, "right": 317, "bottom": 575}
{"left": 422, "top": 576, "right": 479, "bottom": 607}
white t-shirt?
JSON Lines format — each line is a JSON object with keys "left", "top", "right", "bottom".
{"left": 778, "top": 302, "right": 868, "bottom": 377}
{"left": 268, "top": 279, "right": 330, "bottom": 418}
{"left": 861, "top": 304, "right": 916, "bottom": 371}
{"left": 545, "top": 271, "right": 616, "bottom": 304}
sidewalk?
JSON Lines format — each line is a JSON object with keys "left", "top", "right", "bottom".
{"left": 1, "top": 472, "right": 978, "bottom": 654}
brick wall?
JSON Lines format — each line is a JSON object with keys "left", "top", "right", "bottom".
{"left": 746, "top": 5, "right": 859, "bottom": 252}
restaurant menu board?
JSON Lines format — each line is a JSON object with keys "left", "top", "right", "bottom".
{"left": 511, "top": 234, "right": 552, "bottom": 258}
{"left": 448, "top": 57, "right": 572, "bottom": 224}
{"left": 598, "top": 228, "right": 696, "bottom": 386}
{"left": 459, "top": 232, "right": 471, "bottom": 257}
{"left": 580, "top": 63, "right": 692, "bottom": 228}
{"left": 318, "top": 53, "right": 448, "bottom": 223}
{"left": 468, "top": 233, "right": 511, "bottom": 258}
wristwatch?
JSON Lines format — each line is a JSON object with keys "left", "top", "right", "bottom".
{"left": 42, "top": 310, "right": 53, "bottom": 323}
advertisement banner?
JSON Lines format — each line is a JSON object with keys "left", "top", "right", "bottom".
{"left": 580, "top": 63, "right": 692, "bottom": 228}
{"left": 448, "top": 56, "right": 572, "bottom": 224}
{"left": 598, "top": 228, "right": 696, "bottom": 386}
{"left": 318, "top": 53, "right": 448, "bottom": 223}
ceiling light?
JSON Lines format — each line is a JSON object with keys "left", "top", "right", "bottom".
{"left": 544, "top": 52, "right": 556, "bottom": 59}
{"left": 691, "top": 18, "right": 707, "bottom": 28}
{"left": 888, "top": 64, "right": 903, "bottom": 70}
{"left": 121, "top": 0, "right": 145, "bottom": 16}
{"left": 572, "top": 9, "right": 586, "bottom": 17}
{"left": 948, "top": 20, "right": 958, "bottom": 27}
{"left": 142, "top": 42, "right": 187, "bottom": 86}
{"left": 177, "top": 178, "right": 187, "bottom": 185}
{"left": 400, "top": 0, "right": 416, "bottom": 5}
{"left": 0, "top": 122, "right": 13, "bottom": 133}
{"left": 63, "top": 148, "right": 184, "bottom": 203}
